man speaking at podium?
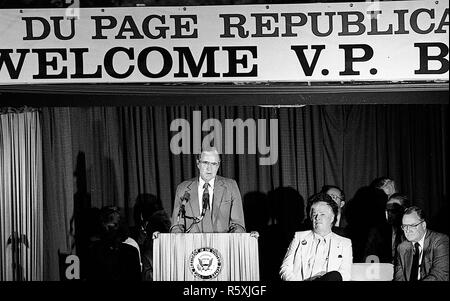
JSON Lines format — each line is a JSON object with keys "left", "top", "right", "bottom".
{"left": 170, "top": 147, "right": 246, "bottom": 233}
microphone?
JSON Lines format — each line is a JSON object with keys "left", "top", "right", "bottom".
{"left": 185, "top": 189, "right": 209, "bottom": 233}
{"left": 177, "top": 192, "right": 190, "bottom": 224}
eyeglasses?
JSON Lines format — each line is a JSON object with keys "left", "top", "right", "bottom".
{"left": 199, "top": 160, "right": 220, "bottom": 167}
{"left": 328, "top": 194, "right": 343, "bottom": 201}
{"left": 401, "top": 220, "right": 424, "bottom": 231}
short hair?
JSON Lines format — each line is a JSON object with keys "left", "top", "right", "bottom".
{"left": 388, "top": 193, "right": 410, "bottom": 207}
{"left": 321, "top": 185, "right": 345, "bottom": 201}
{"left": 371, "top": 177, "right": 393, "bottom": 189}
{"left": 403, "top": 206, "right": 426, "bottom": 221}
{"left": 196, "top": 147, "right": 221, "bottom": 162}
{"left": 308, "top": 192, "right": 339, "bottom": 225}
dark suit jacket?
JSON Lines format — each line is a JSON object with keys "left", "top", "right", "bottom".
{"left": 170, "top": 176, "right": 246, "bottom": 233}
{"left": 86, "top": 240, "right": 141, "bottom": 281}
{"left": 364, "top": 222, "right": 405, "bottom": 264}
{"left": 394, "top": 230, "right": 449, "bottom": 281}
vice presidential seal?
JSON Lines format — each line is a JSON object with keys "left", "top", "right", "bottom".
{"left": 189, "top": 247, "right": 222, "bottom": 279}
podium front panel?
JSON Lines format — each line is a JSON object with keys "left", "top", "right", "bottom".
{"left": 153, "top": 233, "right": 259, "bottom": 281}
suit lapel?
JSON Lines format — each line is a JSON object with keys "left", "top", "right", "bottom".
{"left": 212, "top": 176, "right": 225, "bottom": 225}
{"left": 328, "top": 233, "right": 338, "bottom": 271}
{"left": 420, "top": 230, "right": 431, "bottom": 279}
{"left": 404, "top": 245, "right": 413, "bottom": 281}
{"left": 186, "top": 179, "right": 201, "bottom": 228}
{"left": 301, "top": 231, "right": 313, "bottom": 278}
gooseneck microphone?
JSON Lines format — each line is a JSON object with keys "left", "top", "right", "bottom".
{"left": 185, "top": 190, "right": 209, "bottom": 233}
{"left": 176, "top": 191, "right": 190, "bottom": 224}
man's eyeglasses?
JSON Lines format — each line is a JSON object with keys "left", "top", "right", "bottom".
{"left": 199, "top": 160, "right": 220, "bottom": 167}
{"left": 329, "top": 194, "right": 343, "bottom": 201}
{"left": 401, "top": 220, "right": 425, "bottom": 231}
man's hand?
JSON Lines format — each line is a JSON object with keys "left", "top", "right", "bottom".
{"left": 250, "top": 231, "right": 259, "bottom": 238}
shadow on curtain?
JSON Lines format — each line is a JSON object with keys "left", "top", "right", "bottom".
{"left": 41, "top": 104, "right": 448, "bottom": 280}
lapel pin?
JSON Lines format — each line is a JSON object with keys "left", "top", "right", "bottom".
{"left": 338, "top": 255, "right": 342, "bottom": 258}
{"left": 301, "top": 240, "right": 307, "bottom": 245}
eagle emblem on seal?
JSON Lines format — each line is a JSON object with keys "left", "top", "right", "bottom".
{"left": 197, "top": 256, "right": 214, "bottom": 271}
{"left": 189, "top": 247, "right": 223, "bottom": 279}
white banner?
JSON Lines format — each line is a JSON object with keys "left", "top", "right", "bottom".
{"left": 0, "top": 1, "right": 448, "bottom": 85}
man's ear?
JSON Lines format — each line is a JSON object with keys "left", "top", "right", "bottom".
{"left": 340, "top": 201, "right": 345, "bottom": 208}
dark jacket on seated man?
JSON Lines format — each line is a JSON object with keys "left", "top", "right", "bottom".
{"left": 394, "top": 229, "right": 449, "bottom": 281}
{"left": 394, "top": 206, "right": 449, "bottom": 281}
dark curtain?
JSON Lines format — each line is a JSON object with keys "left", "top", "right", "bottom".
{"left": 41, "top": 104, "right": 448, "bottom": 280}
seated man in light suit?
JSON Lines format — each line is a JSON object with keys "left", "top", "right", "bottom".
{"left": 170, "top": 147, "right": 246, "bottom": 233}
{"left": 280, "top": 193, "right": 352, "bottom": 281}
{"left": 394, "top": 206, "right": 449, "bottom": 281}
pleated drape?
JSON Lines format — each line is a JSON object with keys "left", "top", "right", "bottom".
{"left": 0, "top": 109, "right": 43, "bottom": 281}
{"left": 40, "top": 104, "right": 448, "bottom": 280}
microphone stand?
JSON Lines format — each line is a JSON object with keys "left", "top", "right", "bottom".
{"left": 171, "top": 193, "right": 207, "bottom": 233}
{"left": 185, "top": 208, "right": 206, "bottom": 233}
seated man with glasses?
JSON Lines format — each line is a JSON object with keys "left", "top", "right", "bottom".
{"left": 394, "top": 206, "right": 449, "bottom": 281}
{"left": 321, "top": 185, "right": 348, "bottom": 237}
{"left": 170, "top": 147, "right": 246, "bottom": 233}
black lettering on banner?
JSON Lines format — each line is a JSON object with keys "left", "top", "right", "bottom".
{"left": 22, "top": 17, "right": 51, "bottom": 40}
{"left": 32, "top": 48, "right": 67, "bottom": 79}
{"left": 414, "top": 42, "right": 449, "bottom": 74}
{"left": 393, "top": 10, "right": 410, "bottom": 34}
{"left": 170, "top": 15, "right": 198, "bottom": 38}
{"left": 138, "top": 47, "right": 172, "bottom": 78}
{"left": 91, "top": 16, "right": 117, "bottom": 39}
{"left": 70, "top": 48, "right": 102, "bottom": 79}
{"left": 338, "top": 11, "right": 365, "bottom": 36}
{"left": 104, "top": 47, "right": 134, "bottom": 78}
{"left": 0, "top": 49, "right": 30, "bottom": 79}
{"left": 281, "top": 13, "right": 307, "bottom": 37}
{"left": 410, "top": 8, "right": 435, "bottom": 34}
{"left": 308, "top": 12, "right": 336, "bottom": 37}
{"left": 115, "top": 15, "right": 144, "bottom": 39}
{"left": 367, "top": 11, "right": 393, "bottom": 35}
{"left": 174, "top": 47, "right": 220, "bottom": 77}
{"left": 219, "top": 14, "right": 249, "bottom": 38}
{"left": 50, "top": 16, "right": 76, "bottom": 40}
{"left": 435, "top": 8, "right": 449, "bottom": 33}
{"left": 291, "top": 45, "right": 325, "bottom": 76}
{"left": 251, "top": 13, "right": 279, "bottom": 37}
{"left": 142, "top": 15, "right": 169, "bottom": 39}
{"left": 222, "top": 46, "right": 257, "bottom": 77}
{"left": 339, "top": 44, "right": 374, "bottom": 75}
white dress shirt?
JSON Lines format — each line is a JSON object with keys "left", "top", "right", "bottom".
{"left": 306, "top": 232, "right": 332, "bottom": 279}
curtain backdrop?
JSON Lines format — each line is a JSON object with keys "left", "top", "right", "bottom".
{"left": 0, "top": 108, "right": 43, "bottom": 281}
{"left": 41, "top": 104, "right": 448, "bottom": 280}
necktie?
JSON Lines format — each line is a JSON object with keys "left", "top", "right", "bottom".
{"left": 311, "top": 237, "right": 326, "bottom": 278}
{"left": 391, "top": 227, "right": 396, "bottom": 261}
{"left": 201, "top": 183, "right": 213, "bottom": 232}
{"left": 410, "top": 242, "right": 420, "bottom": 281}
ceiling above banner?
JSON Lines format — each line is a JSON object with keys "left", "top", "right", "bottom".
{"left": 0, "top": 0, "right": 448, "bottom": 85}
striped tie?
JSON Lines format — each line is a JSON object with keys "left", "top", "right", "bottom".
{"left": 201, "top": 182, "right": 213, "bottom": 232}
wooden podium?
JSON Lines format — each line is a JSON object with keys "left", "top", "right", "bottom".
{"left": 153, "top": 233, "right": 259, "bottom": 281}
